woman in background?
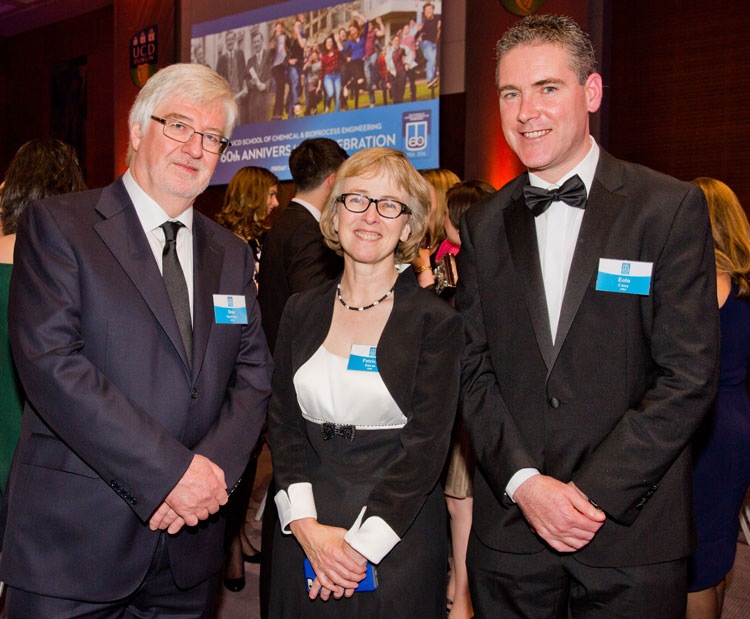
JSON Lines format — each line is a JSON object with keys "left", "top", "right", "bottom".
{"left": 411, "top": 168, "right": 460, "bottom": 288}
{"left": 216, "top": 165, "right": 279, "bottom": 269}
{"left": 268, "top": 148, "right": 462, "bottom": 617}
{"left": 215, "top": 165, "right": 278, "bottom": 591}
{"left": 321, "top": 34, "right": 343, "bottom": 113}
{"left": 0, "top": 138, "right": 86, "bottom": 495}
{"left": 687, "top": 177, "right": 750, "bottom": 619}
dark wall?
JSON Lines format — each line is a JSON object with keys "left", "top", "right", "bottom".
{"left": 0, "top": 6, "right": 114, "bottom": 188}
{"left": 463, "top": 0, "right": 593, "bottom": 190}
{"left": 608, "top": 2, "right": 750, "bottom": 208}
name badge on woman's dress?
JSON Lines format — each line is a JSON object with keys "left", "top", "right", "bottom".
{"left": 347, "top": 345, "right": 378, "bottom": 372}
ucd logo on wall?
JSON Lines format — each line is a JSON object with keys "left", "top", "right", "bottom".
{"left": 130, "top": 25, "right": 158, "bottom": 88}
{"left": 402, "top": 110, "right": 431, "bottom": 160}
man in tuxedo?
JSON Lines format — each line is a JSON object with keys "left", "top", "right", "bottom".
{"left": 258, "top": 137, "right": 347, "bottom": 352}
{"left": 457, "top": 15, "right": 719, "bottom": 618}
{"left": 256, "top": 137, "right": 346, "bottom": 618}
{"left": 0, "top": 63, "right": 273, "bottom": 617}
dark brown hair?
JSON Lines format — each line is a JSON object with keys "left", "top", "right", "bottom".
{"left": 0, "top": 138, "right": 86, "bottom": 234}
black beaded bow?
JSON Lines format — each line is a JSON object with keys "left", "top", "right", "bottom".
{"left": 321, "top": 422, "right": 356, "bottom": 442}
{"left": 523, "top": 174, "right": 587, "bottom": 217}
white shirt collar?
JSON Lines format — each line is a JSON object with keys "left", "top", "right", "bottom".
{"left": 293, "top": 196, "right": 321, "bottom": 222}
{"left": 528, "top": 136, "right": 600, "bottom": 196}
{"left": 122, "top": 169, "right": 194, "bottom": 232}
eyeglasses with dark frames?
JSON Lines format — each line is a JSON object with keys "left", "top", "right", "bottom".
{"left": 150, "top": 115, "right": 231, "bottom": 155}
{"left": 338, "top": 193, "right": 412, "bottom": 219}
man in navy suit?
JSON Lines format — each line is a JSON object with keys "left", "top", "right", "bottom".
{"left": 0, "top": 63, "right": 272, "bottom": 617}
{"left": 457, "top": 15, "right": 719, "bottom": 618}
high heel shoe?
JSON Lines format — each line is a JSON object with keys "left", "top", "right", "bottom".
{"left": 243, "top": 550, "right": 263, "bottom": 564}
{"left": 224, "top": 574, "right": 246, "bottom": 592}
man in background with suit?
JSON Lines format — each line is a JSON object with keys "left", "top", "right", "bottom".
{"left": 258, "top": 137, "right": 347, "bottom": 352}
{"left": 457, "top": 15, "right": 719, "bottom": 618}
{"left": 216, "top": 29, "right": 247, "bottom": 123}
{"left": 0, "top": 63, "right": 272, "bottom": 617}
{"left": 256, "top": 137, "right": 346, "bottom": 618}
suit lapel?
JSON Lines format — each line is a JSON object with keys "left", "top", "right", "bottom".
{"left": 191, "top": 214, "right": 224, "bottom": 379}
{"left": 550, "top": 152, "right": 623, "bottom": 367}
{"left": 94, "top": 179, "right": 191, "bottom": 372}
{"left": 503, "top": 184, "right": 555, "bottom": 369}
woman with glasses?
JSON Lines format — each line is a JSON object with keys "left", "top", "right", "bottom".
{"left": 267, "top": 148, "right": 463, "bottom": 617}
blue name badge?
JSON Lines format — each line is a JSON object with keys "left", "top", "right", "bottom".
{"left": 595, "top": 259, "right": 653, "bottom": 295}
{"left": 213, "top": 294, "right": 248, "bottom": 324}
{"left": 347, "top": 344, "right": 378, "bottom": 372}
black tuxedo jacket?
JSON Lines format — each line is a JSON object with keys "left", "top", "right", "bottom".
{"left": 257, "top": 201, "right": 343, "bottom": 353}
{"left": 456, "top": 149, "right": 720, "bottom": 567}
{"left": 0, "top": 178, "right": 273, "bottom": 600}
{"left": 268, "top": 268, "right": 463, "bottom": 537}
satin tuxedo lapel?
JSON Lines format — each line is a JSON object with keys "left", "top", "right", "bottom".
{"left": 191, "top": 216, "right": 224, "bottom": 379}
{"left": 503, "top": 178, "right": 555, "bottom": 369}
{"left": 93, "top": 180, "right": 191, "bottom": 373}
{"left": 551, "top": 153, "right": 623, "bottom": 367}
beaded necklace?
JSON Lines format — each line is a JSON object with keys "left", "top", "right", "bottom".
{"left": 336, "top": 283, "right": 395, "bottom": 312}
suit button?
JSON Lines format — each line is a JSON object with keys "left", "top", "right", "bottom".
{"left": 549, "top": 396, "right": 560, "bottom": 409}
{"left": 191, "top": 388, "right": 199, "bottom": 399}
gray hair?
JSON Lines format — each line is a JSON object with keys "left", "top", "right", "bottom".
{"left": 126, "top": 63, "right": 238, "bottom": 165}
{"left": 496, "top": 14, "right": 597, "bottom": 88}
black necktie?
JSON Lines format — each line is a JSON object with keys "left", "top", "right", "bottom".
{"left": 523, "top": 174, "right": 587, "bottom": 217}
{"left": 160, "top": 221, "right": 192, "bottom": 366}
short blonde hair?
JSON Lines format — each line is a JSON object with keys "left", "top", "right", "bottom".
{"left": 320, "top": 148, "right": 431, "bottom": 263}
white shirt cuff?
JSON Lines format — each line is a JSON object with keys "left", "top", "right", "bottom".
{"left": 344, "top": 506, "right": 401, "bottom": 564}
{"left": 274, "top": 482, "right": 317, "bottom": 533}
{"left": 505, "top": 468, "right": 541, "bottom": 502}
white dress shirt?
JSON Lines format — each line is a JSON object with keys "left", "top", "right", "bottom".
{"left": 122, "top": 169, "right": 195, "bottom": 320}
{"left": 505, "top": 137, "right": 600, "bottom": 501}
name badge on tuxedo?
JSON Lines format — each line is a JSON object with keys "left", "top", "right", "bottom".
{"left": 596, "top": 259, "right": 653, "bottom": 295}
{"left": 347, "top": 345, "right": 378, "bottom": 372}
{"left": 213, "top": 294, "right": 248, "bottom": 324}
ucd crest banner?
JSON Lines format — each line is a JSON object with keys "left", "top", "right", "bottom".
{"left": 130, "top": 25, "right": 158, "bottom": 88}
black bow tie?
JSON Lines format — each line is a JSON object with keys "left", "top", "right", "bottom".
{"left": 523, "top": 174, "right": 587, "bottom": 217}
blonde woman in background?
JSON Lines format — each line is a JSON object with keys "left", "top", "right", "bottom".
{"left": 412, "top": 168, "right": 460, "bottom": 287}
{"left": 687, "top": 177, "right": 750, "bottom": 619}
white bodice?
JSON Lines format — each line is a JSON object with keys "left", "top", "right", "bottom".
{"left": 293, "top": 345, "right": 407, "bottom": 429}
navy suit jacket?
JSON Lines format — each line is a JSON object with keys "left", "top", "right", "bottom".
{"left": 457, "top": 149, "right": 720, "bottom": 566}
{"left": 0, "top": 177, "right": 273, "bottom": 600}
